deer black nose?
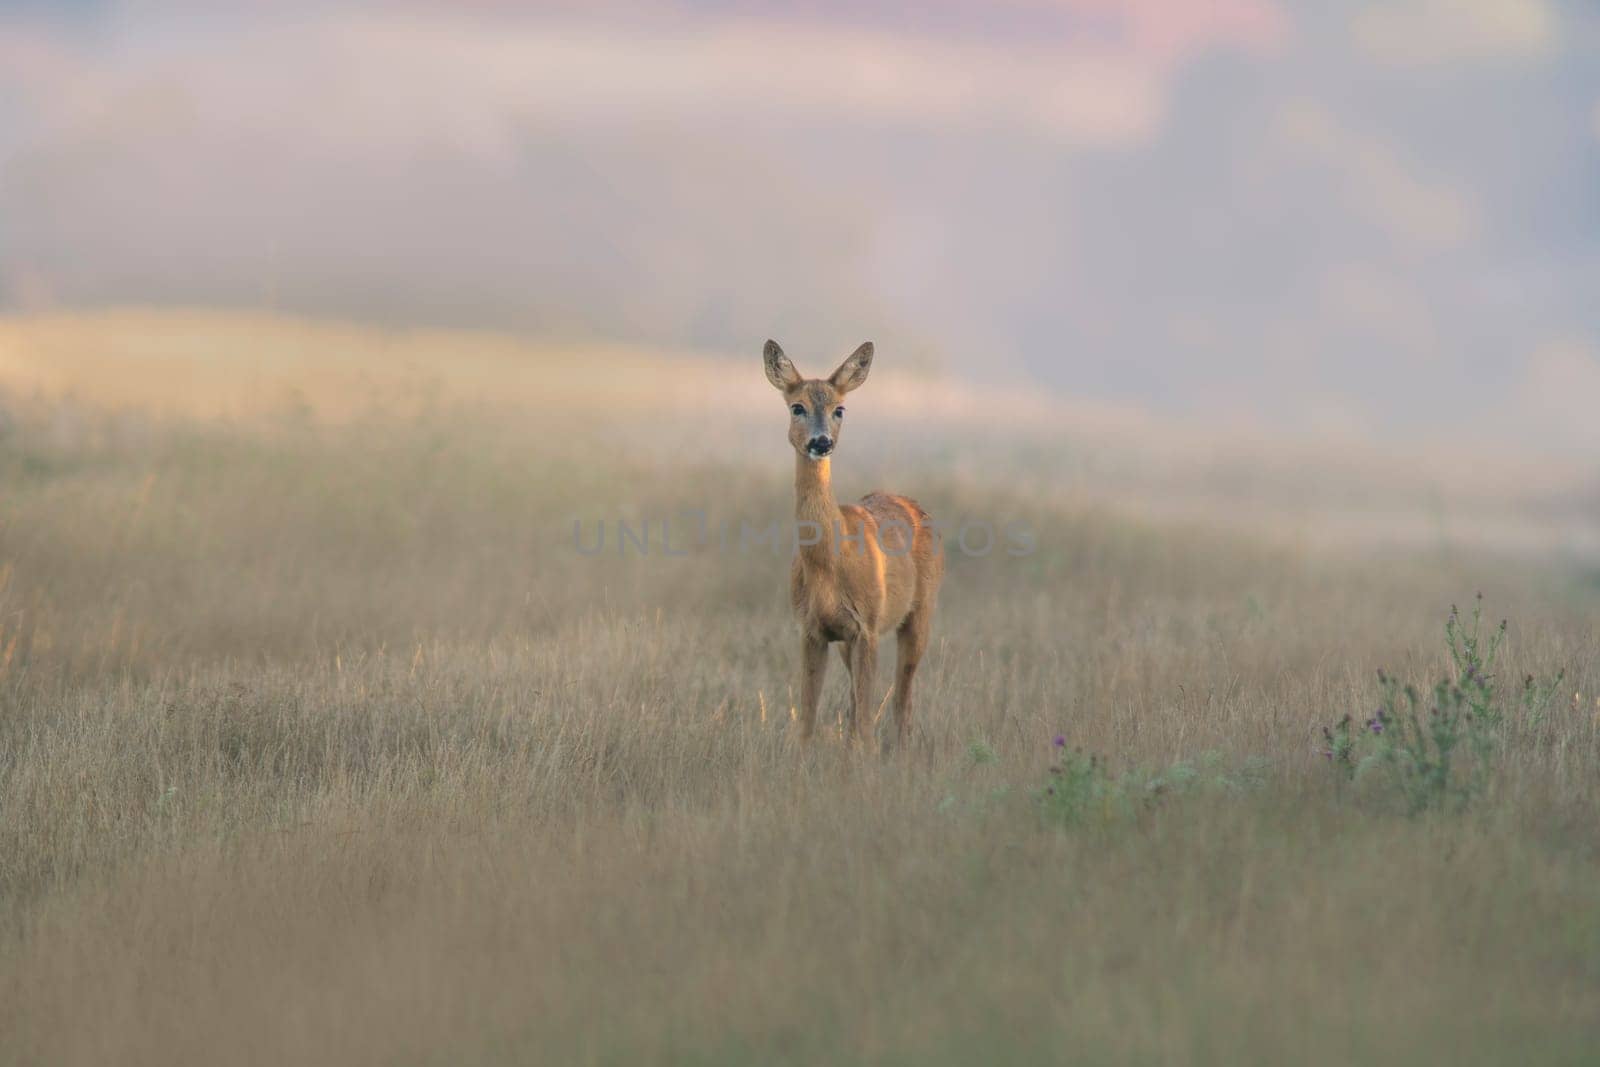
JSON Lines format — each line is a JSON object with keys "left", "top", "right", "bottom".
{"left": 807, "top": 436, "right": 833, "bottom": 456}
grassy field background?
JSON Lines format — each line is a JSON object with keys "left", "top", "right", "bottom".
{"left": 0, "top": 311, "right": 1597, "bottom": 1064}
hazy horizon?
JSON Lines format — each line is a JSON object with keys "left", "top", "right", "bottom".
{"left": 3, "top": 1, "right": 1598, "bottom": 452}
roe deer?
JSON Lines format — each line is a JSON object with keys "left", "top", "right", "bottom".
{"left": 763, "top": 340, "right": 944, "bottom": 751}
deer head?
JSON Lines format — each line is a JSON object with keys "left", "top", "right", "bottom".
{"left": 762, "top": 340, "right": 874, "bottom": 461}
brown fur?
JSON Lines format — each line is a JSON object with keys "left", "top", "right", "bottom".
{"left": 763, "top": 340, "right": 944, "bottom": 751}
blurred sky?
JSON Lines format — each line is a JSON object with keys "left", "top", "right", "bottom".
{"left": 2, "top": 1, "right": 1598, "bottom": 450}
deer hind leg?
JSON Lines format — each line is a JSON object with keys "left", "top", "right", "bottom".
{"left": 887, "top": 607, "right": 932, "bottom": 753}
{"left": 798, "top": 634, "right": 829, "bottom": 741}
{"left": 843, "top": 634, "right": 878, "bottom": 748}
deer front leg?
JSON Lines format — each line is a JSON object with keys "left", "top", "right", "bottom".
{"left": 845, "top": 634, "right": 878, "bottom": 747}
{"left": 798, "top": 633, "right": 829, "bottom": 741}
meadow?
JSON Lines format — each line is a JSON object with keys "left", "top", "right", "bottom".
{"left": 0, "top": 312, "right": 1597, "bottom": 1065}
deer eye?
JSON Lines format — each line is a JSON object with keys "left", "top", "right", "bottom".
{"left": 833, "top": 407, "right": 845, "bottom": 419}
{"left": 790, "top": 403, "right": 806, "bottom": 417}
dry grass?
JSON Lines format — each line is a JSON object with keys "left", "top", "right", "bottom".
{"left": 0, "top": 313, "right": 1598, "bottom": 1065}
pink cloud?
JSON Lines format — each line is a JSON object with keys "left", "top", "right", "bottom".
{"left": 1052, "top": 0, "right": 1287, "bottom": 61}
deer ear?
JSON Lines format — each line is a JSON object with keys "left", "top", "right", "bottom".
{"left": 763, "top": 339, "right": 801, "bottom": 391}
{"left": 829, "top": 342, "right": 873, "bottom": 393}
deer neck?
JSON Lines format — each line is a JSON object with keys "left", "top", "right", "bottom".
{"left": 794, "top": 452, "right": 840, "bottom": 574}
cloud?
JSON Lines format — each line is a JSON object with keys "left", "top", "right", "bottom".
{"left": 1518, "top": 338, "right": 1600, "bottom": 448}
{"left": 1275, "top": 100, "right": 1479, "bottom": 249}
{"left": 1352, "top": 0, "right": 1555, "bottom": 66}
{"left": 0, "top": 7, "right": 1280, "bottom": 158}
{"left": 1317, "top": 263, "right": 1439, "bottom": 361}
{"left": 0, "top": 3, "right": 1287, "bottom": 337}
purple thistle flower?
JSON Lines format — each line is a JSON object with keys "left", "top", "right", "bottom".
{"left": 1053, "top": 735, "right": 1066, "bottom": 748}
